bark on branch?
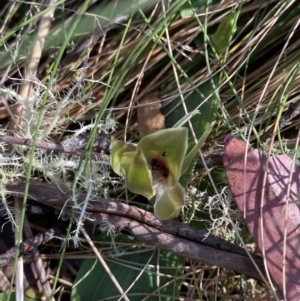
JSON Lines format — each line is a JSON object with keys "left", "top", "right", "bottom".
{"left": 6, "top": 180, "right": 266, "bottom": 281}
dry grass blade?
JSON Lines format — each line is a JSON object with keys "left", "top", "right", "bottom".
{"left": 80, "top": 228, "right": 130, "bottom": 301}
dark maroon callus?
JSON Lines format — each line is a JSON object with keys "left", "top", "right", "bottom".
{"left": 150, "top": 158, "right": 169, "bottom": 178}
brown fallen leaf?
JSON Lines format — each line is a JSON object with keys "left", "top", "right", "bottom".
{"left": 137, "top": 93, "right": 165, "bottom": 138}
{"left": 223, "top": 136, "right": 300, "bottom": 301}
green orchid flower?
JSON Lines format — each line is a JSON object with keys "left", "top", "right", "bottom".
{"left": 111, "top": 126, "right": 213, "bottom": 220}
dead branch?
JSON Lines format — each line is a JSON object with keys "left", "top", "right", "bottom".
{"left": 6, "top": 179, "right": 266, "bottom": 281}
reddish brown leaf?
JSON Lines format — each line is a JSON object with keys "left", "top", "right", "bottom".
{"left": 223, "top": 136, "right": 300, "bottom": 300}
{"left": 137, "top": 93, "right": 165, "bottom": 138}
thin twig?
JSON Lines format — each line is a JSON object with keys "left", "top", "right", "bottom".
{"left": 0, "top": 135, "right": 109, "bottom": 161}
{"left": 0, "top": 228, "right": 58, "bottom": 267}
{"left": 0, "top": 133, "right": 221, "bottom": 169}
{"left": 23, "top": 218, "right": 53, "bottom": 299}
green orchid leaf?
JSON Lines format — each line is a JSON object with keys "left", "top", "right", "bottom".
{"left": 181, "top": 122, "right": 214, "bottom": 174}
{"left": 211, "top": 9, "right": 237, "bottom": 54}
{"left": 154, "top": 182, "right": 185, "bottom": 220}
{"left": 125, "top": 149, "right": 155, "bottom": 199}
{"left": 138, "top": 128, "right": 188, "bottom": 188}
{"left": 72, "top": 233, "right": 184, "bottom": 301}
{"left": 111, "top": 137, "right": 136, "bottom": 176}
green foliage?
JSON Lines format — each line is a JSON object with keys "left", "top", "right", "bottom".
{"left": 163, "top": 79, "right": 217, "bottom": 146}
{"left": 180, "top": 0, "right": 220, "bottom": 18}
{"left": 182, "top": 122, "right": 214, "bottom": 174}
{"left": 211, "top": 10, "right": 237, "bottom": 54}
{"left": 71, "top": 234, "right": 184, "bottom": 301}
